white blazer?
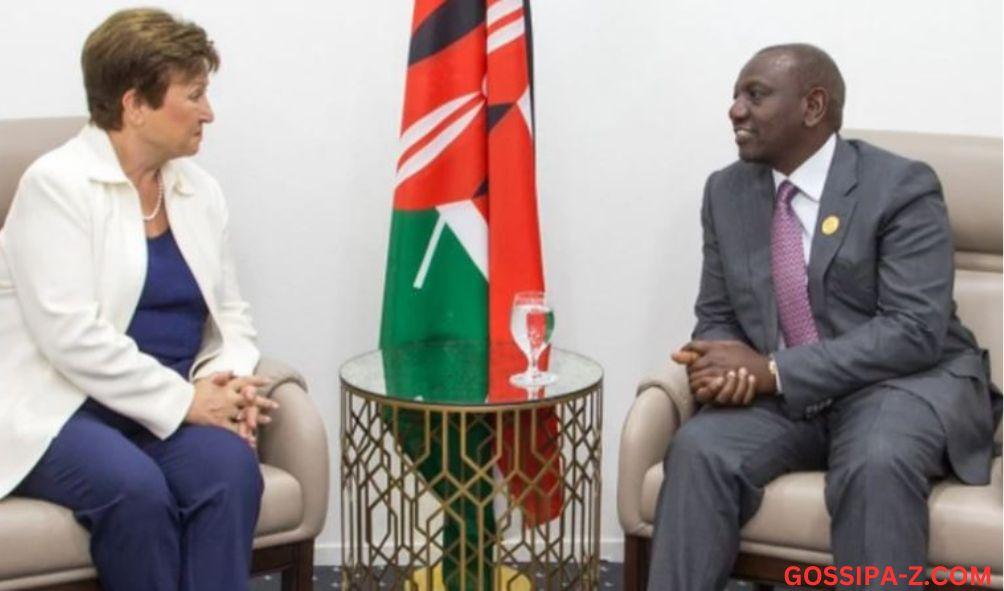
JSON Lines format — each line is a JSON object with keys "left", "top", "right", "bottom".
{"left": 0, "top": 125, "right": 259, "bottom": 498}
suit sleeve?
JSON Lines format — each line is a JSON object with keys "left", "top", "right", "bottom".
{"left": 2, "top": 165, "right": 193, "bottom": 439}
{"left": 774, "top": 162, "right": 953, "bottom": 416}
{"left": 191, "top": 179, "right": 260, "bottom": 379}
{"left": 693, "top": 173, "right": 748, "bottom": 342}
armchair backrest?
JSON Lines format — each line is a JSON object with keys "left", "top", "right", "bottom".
{"left": 845, "top": 130, "right": 1002, "bottom": 386}
{"left": 0, "top": 117, "right": 88, "bottom": 230}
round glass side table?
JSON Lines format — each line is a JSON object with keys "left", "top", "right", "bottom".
{"left": 339, "top": 340, "right": 603, "bottom": 590}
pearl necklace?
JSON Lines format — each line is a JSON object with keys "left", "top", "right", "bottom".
{"left": 142, "top": 172, "right": 164, "bottom": 222}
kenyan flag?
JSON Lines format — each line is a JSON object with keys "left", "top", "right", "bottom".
{"left": 379, "top": 0, "right": 560, "bottom": 588}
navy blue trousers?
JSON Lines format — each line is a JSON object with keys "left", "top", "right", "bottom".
{"left": 15, "top": 399, "right": 263, "bottom": 591}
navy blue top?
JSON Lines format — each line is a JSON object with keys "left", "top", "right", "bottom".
{"left": 126, "top": 229, "right": 208, "bottom": 378}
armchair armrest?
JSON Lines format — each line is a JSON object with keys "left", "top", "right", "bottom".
{"left": 637, "top": 363, "right": 696, "bottom": 425}
{"left": 617, "top": 363, "right": 694, "bottom": 535}
{"left": 255, "top": 356, "right": 329, "bottom": 540}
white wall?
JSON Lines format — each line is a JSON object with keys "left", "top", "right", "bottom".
{"left": 1, "top": 0, "right": 1000, "bottom": 564}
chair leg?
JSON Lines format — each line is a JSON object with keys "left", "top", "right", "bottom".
{"left": 280, "top": 540, "right": 314, "bottom": 591}
{"left": 623, "top": 534, "right": 651, "bottom": 591}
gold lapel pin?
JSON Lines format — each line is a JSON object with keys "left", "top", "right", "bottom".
{"left": 821, "top": 215, "right": 840, "bottom": 236}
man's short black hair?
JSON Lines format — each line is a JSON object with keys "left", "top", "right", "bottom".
{"left": 757, "top": 43, "right": 846, "bottom": 131}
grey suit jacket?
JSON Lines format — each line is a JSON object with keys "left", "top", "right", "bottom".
{"left": 693, "top": 136, "right": 997, "bottom": 484}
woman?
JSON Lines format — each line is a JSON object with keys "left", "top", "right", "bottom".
{"left": 0, "top": 9, "right": 276, "bottom": 590}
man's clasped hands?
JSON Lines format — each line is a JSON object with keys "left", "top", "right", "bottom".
{"left": 671, "top": 340, "right": 778, "bottom": 406}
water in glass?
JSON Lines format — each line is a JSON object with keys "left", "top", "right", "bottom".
{"left": 509, "top": 291, "right": 557, "bottom": 387}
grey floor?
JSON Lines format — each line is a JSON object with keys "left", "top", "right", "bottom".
{"left": 251, "top": 564, "right": 796, "bottom": 590}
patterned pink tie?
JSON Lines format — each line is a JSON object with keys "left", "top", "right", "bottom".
{"left": 772, "top": 180, "right": 819, "bottom": 346}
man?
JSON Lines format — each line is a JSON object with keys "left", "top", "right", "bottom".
{"left": 648, "top": 44, "right": 999, "bottom": 590}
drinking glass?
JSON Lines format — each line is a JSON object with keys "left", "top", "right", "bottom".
{"left": 509, "top": 291, "right": 557, "bottom": 387}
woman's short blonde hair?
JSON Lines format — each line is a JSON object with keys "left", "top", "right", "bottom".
{"left": 82, "top": 8, "right": 219, "bottom": 130}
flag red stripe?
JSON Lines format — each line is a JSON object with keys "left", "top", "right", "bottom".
{"left": 483, "top": 10, "right": 562, "bottom": 522}
{"left": 488, "top": 110, "right": 542, "bottom": 342}
{"left": 393, "top": 110, "right": 486, "bottom": 211}
{"left": 400, "top": 26, "right": 485, "bottom": 134}
{"left": 487, "top": 38, "right": 530, "bottom": 104}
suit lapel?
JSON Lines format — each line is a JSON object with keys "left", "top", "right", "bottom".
{"left": 807, "top": 137, "right": 859, "bottom": 325}
{"left": 741, "top": 166, "right": 779, "bottom": 351}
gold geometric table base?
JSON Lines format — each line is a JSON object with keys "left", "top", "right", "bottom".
{"left": 340, "top": 344, "right": 604, "bottom": 590}
{"left": 408, "top": 565, "right": 531, "bottom": 591}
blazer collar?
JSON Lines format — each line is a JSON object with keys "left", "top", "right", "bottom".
{"left": 77, "top": 124, "right": 195, "bottom": 196}
{"left": 805, "top": 135, "right": 860, "bottom": 328}
{"left": 807, "top": 135, "right": 859, "bottom": 275}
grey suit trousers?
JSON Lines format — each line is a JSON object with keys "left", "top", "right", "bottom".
{"left": 647, "top": 387, "right": 947, "bottom": 591}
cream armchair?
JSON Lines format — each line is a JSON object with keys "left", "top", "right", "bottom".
{"left": 0, "top": 117, "right": 329, "bottom": 590}
{"left": 617, "top": 130, "right": 1003, "bottom": 590}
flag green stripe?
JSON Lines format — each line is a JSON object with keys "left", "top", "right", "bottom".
{"left": 381, "top": 209, "right": 487, "bottom": 346}
{"left": 380, "top": 209, "right": 494, "bottom": 590}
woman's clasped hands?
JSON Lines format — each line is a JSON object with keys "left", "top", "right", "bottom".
{"left": 188, "top": 371, "right": 279, "bottom": 447}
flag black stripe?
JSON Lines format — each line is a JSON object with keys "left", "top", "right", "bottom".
{"left": 409, "top": 0, "right": 485, "bottom": 66}
{"left": 473, "top": 179, "right": 488, "bottom": 199}
{"left": 487, "top": 104, "right": 513, "bottom": 132}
